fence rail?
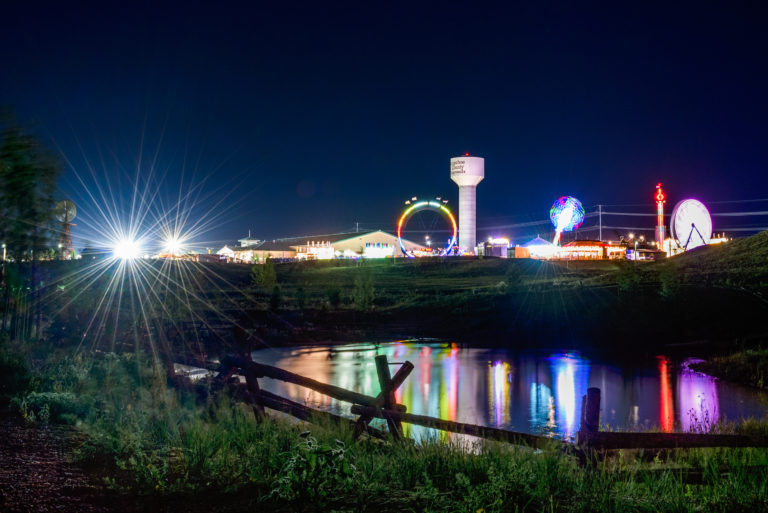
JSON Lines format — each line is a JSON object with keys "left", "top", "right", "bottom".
{"left": 207, "top": 354, "right": 768, "bottom": 453}
{"left": 576, "top": 387, "right": 768, "bottom": 450}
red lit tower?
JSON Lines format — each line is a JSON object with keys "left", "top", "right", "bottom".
{"left": 655, "top": 183, "right": 665, "bottom": 249}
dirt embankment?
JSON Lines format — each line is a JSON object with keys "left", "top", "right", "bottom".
{"left": 0, "top": 415, "right": 112, "bottom": 513}
{"left": 0, "top": 413, "right": 289, "bottom": 513}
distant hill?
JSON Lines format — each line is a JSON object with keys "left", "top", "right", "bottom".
{"left": 664, "top": 231, "right": 768, "bottom": 291}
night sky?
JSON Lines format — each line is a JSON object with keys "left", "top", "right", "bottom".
{"left": 2, "top": 1, "right": 767, "bottom": 247}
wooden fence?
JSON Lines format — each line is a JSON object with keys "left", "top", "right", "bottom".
{"left": 209, "top": 354, "right": 768, "bottom": 453}
{"left": 576, "top": 387, "right": 768, "bottom": 450}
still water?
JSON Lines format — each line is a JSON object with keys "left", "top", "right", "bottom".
{"left": 252, "top": 342, "right": 767, "bottom": 441}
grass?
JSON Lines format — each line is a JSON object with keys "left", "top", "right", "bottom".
{"left": 5, "top": 342, "right": 768, "bottom": 512}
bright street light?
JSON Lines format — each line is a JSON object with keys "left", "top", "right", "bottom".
{"left": 163, "top": 236, "right": 184, "bottom": 255}
{"left": 113, "top": 238, "right": 141, "bottom": 260}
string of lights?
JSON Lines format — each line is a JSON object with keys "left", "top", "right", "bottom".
{"left": 322, "top": 199, "right": 768, "bottom": 241}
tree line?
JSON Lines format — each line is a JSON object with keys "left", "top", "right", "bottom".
{"left": 0, "top": 114, "right": 61, "bottom": 260}
{"left": 0, "top": 113, "right": 62, "bottom": 341}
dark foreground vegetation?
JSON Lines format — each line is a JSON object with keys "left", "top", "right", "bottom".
{"left": 3, "top": 339, "right": 768, "bottom": 512}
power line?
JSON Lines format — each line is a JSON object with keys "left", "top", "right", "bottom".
{"left": 712, "top": 211, "right": 768, "bottom": 217}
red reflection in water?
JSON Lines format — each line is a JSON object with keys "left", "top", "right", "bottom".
{"left": 658, "top": 356, "right": 674, "bottom": 432}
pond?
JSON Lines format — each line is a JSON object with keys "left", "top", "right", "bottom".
{"left": 252, "top": 341, "right": 768, "bottom": 441}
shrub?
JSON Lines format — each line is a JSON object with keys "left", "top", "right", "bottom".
{"left": 15, "top": 391, "right": 94, "bottom": 424}
{"left": 0, "top": 344, "right": 29, "bottom": 403}
{"left": 659, "top": 266, "right": 682, "bottom": 298}
{"left": 270, "top": 285, "right": 282, "bottom": 311}
{"left": 295, "top": 285, "right": 306, "bottom": 313}
{"left": 352, "top": 267, "right": 375, "bottom": 312}
{"left": 271, "top": 432, "right": 356, "bottom": 503}
{"left": 326, "top": 286, "right": 341, "bottom": 308}
{"left": 616, "top": 261, "right": 642, "bottom": 291}
{"left": 250, "top": 257, "right": 277, "bottom": 291}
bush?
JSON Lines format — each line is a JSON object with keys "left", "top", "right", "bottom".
{"left": 326, "top": 286, "right": 341, "bottom": 308}
{"left": 270, "top": 285, "right": 282, "bottom": 311}
{"left": 271, "top": 432, "right": 356, "bottom": 503}
{"left": 0, "top": 344, "right": 29, "bottom": 403}
{"left": 14, "top": 391, "right": 94, "bottom": 424}
{"left": 295, "top": 285, "right": 306, "bottom": 313}
{"left": 352, "top": 267, "right": 375, "bottom": 312}
{"left": 250, "top": 258, "right": 277, "bottom": 291}
{"left": 616, "top": 261, "right": 642, "bottom": 291}
{"left": 659, "top": 265, "right": 682, "bottom": 298}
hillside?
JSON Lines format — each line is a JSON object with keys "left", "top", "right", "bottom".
{"left": 664, "top": 230, "right": 768, "bottom": 290}
{"left": 7, "top": 234, "right": 768, "bottom": 358}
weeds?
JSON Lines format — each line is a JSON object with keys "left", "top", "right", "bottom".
{"left": 7, "top": 350, "right": 768, "bottom": 511}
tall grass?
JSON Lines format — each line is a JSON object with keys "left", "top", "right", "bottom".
{"left": 7, "top": 348, "right": 768, "bottom": 511}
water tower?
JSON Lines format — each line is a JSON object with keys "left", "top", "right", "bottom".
{"left": 450, "top": 154, "right": 484, "bottom": 253}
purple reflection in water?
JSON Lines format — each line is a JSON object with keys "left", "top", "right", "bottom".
{"left": 678, "top": 358, "right": 719, "bottom": 432}
{"left": 489, "top": 361, "right": 511, "bottom": 427}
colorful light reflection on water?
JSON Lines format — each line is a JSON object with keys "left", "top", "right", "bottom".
{"left": 253, "top": 342, "right": 767, "bottom": 441}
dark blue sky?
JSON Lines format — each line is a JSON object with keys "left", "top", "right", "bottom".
{"left": 2, "top": 1, "right": 767, "bottom": 246}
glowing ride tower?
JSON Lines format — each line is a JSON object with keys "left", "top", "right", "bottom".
{"left": 450, "top": 154, "right": 484, "bottom": 253}
{"left": 655, "top": 183, "right": 666, "bottom": 249}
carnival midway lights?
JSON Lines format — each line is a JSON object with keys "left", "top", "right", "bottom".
{"left": 396, "top": 197, "right": 458, "bottom": 257}
{"left": 550, "top": 196, "right": 585, "bottom": 246}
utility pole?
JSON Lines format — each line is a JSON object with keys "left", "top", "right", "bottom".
{"left": 598, "top": 205, "right": 602, "bottom": 241}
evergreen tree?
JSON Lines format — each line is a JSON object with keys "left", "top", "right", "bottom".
{"left": 0, "top": 117, "right": 61, "bottom": 340}
{"left": 0, "top": 121, "right": 60, "bottom": 260}
{"left": 352, "top": 265, "right": 375, "bottom": 312}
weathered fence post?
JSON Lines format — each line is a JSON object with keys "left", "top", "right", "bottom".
{"left": 577, "top": 387, "right": 601, "bottom": 446}
{"left": 375, "top": 354, "right": 402, "bottom": 439}
{"left": 243, "top": 362, "right": 266, "bottom": 421}
{"left": 353, "top": 359, "right": 413, "bottom": 439}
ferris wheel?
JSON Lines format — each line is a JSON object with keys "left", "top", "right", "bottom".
{"left": 670, "top": 199, "right": 712, "bottom": 250}
{"left": 396, "top": 197, "right": 458, "bottom": 257}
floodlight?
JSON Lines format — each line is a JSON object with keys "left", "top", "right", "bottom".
{"left": 113, "top": 238, "right": 141, "bottom": 260}
{"left": 163, "top": 236, "right": 183, "bottom": 255}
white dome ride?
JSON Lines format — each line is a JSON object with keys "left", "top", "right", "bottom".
{"left": 670, "top": 199, "right": 712, "bottom": 250}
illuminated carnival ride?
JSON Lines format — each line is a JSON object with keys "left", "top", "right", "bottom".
{"left": 670, "top": 199, "right": 712, "bottom": 250}
{"left": 550, "top": 196, "right": 585, "bottom": 245}
{"left": 397, "top": 197, "right": 458, "bottom": 257}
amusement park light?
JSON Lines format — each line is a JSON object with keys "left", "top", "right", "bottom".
{"left": 550, "top": 196, "right": 585, "bottom": 245}
{"left": 163, "top": 236, "right": 184, "bottom": 255}
{"left": 397, "top": 199, "right": 457, "bottom": 257}
{"left": 113, "top": 238, "right": 141, "bottom": 260}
